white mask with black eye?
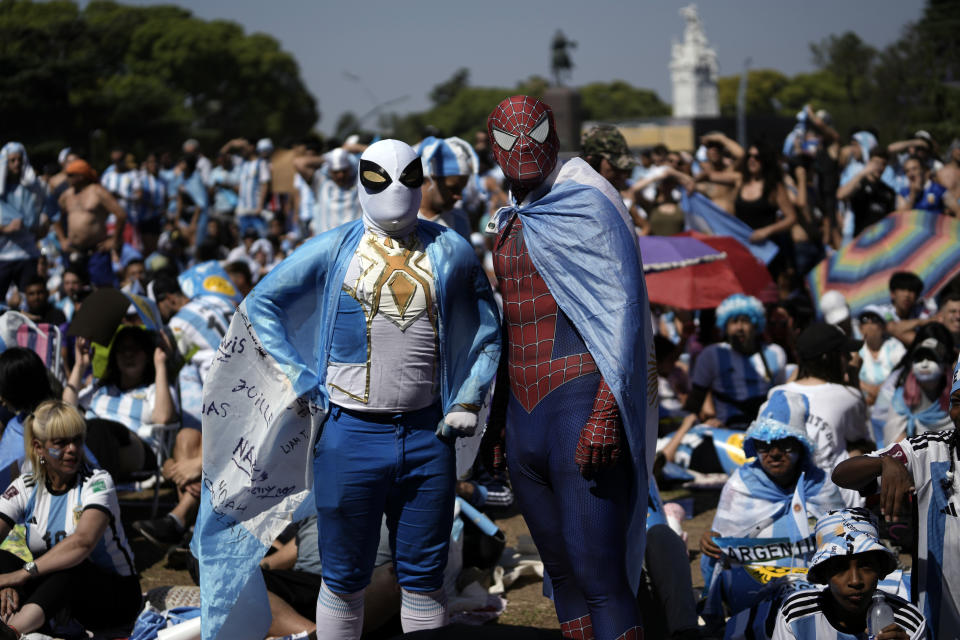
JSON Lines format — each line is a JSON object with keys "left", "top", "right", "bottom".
{"left": 357, "top": 139, "right": 423, "bottom": 237}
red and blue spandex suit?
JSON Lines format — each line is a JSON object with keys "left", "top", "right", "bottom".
{"left": 493, "top": 215, "right": 640, "bottom": 640}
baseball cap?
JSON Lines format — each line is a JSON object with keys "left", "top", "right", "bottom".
{"left": 857, "top": 305, "right": 885, "bottom": 325}
{"left": 256, "top": 138, "right": 274, "bottom": 154}
{"left": 796, "top": 322, "right": 862, "bottom": 361}
{"left": 819, "top": 290, "right": 850, "bottom": 325}
{"left": 581, "top": 125, "right": 637, "bottom": 170}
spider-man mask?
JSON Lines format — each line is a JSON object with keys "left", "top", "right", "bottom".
{"left": 487, "top": 95, "right": 559, "bottom": 193}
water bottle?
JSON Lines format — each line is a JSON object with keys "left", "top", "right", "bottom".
{"left": 867, "top": 592, "right": 895, "bottom": 638}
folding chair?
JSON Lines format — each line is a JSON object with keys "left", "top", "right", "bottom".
{"left": 0, "top": 311, "right": 65, "bottom": 382}
{"left": 125, "top": 421, "right": 181, "bottom": 518}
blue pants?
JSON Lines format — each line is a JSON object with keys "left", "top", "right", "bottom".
{"left": 313, "top": 402, "right": 454, "bottom": 594}
{"left": 506, "top": 373, "right": 639, "bottom": 639}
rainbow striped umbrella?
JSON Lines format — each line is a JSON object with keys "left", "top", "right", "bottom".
{"left": 807, "top": 210, "right": 960, "bottom": 315}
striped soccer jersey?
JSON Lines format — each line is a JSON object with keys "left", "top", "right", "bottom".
{"left": 691, "top": 342, "right": 787, "bottom": 425}
{"left": 237, "top": 158, "right": 270, "bottom": 215}
{"left": 310, "top": 171, "right": 360, "bottom": 235}
{"left": 78, "top": 382, "right": 178, "bottom": 439}
{"left": 871, "top": 431, "right": 960, "bottom": 639}
{"left": 100, "top": 167, "right": 140, "bottom": 215}
{"left": 293, "top": 172, "right": 315, "bottom": 226}
{"left": 0, "top": 466, "right": 136, "bottom": 576}
{"left": 137, "top": 170, "right": 167, "bottom": 222}
{"left": 773, "top": 588, "right": 924, "bottom": 639}
{"left": 169, "top": 295, "right": 234, "bottom": 358}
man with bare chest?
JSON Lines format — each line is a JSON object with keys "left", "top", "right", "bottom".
{"left": 57, "top": 159, "right": 126, "bottom": 287}
{"left": 695, "top": 133, "right": 741, "bottom": 213}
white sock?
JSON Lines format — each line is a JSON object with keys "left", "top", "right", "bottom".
{"left": 314, "top": 581, "right": 364, "bottom": 640}
{"left": 400, "top": 587, "right": 447, "bottom": 633}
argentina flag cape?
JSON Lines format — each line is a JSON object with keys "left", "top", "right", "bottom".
{"left": 495, "top": 157, "right": 658, "bottom": 593}
{"left": 194, "top": 219, "right": 500, "bottom": 640}
{"left": 702, "top": 460, "right": 844, "bottom": 616}
{"left": 681, "top": 191, "right": 779, "bottom": 265}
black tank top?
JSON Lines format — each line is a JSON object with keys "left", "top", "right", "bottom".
{"left": 734, "top": 192, "right": 778, "bottom": 230}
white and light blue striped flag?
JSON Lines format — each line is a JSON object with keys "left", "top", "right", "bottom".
{"left": 194, "top": 299, "right": 326, "bottom": 640}
{"left": 681, "top": 191, "right": 779, "bottom": 265}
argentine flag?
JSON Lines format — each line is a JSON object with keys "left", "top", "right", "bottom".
{"left": 681, "top": 191, "right": 779, "bottom": 265}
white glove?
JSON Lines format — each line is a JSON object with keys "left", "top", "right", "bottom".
{"left": 441, "top": 406, "right": 479, "bottom": 437}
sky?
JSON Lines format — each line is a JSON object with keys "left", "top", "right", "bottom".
{"left": 117, "top": 0, "right": 925, "bottom": 135}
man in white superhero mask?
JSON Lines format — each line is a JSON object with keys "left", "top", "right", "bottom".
{"left": 304, "top": 139, "right": 500, "bottom": 637}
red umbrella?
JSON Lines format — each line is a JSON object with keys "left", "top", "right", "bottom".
{"left": 680, "top": 231, "right": 778, "bottom": 303}
{"left": 645, "top": 233, "right": 777, "bottom": 310}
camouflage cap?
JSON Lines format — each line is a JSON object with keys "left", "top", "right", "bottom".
{"left": 581, "top": 125, "right": 637, "bottom": 170}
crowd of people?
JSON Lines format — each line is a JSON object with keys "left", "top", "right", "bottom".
{"left": 0, "top": 95, "right": 956, "bottom": 640}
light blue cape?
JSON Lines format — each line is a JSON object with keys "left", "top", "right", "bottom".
{"left": 499, "top": 167, "right": 656, "bottom": 593}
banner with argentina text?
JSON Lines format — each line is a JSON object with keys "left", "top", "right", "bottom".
{"left": 193, "top": 302, "right": 327, "bottom": 640}
{"left": 681, "top": 191, "right": 779, "bottom": 265}
{"left": 703, "top": 535, "right": 815, "bottom": 618}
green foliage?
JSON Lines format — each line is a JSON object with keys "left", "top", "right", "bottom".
{"left": 711, "top": 0, "right": 960, "bottom": 145}
{"left": 0, "top": 0, "right": 318, "bottom": 165}
{"left": 717, "top": 69, "right": 791, "bottom": 117}
{"left": 380, "top": 72, "right": 668, "bottom": 144}
{"left": 428, "top": 68, "right": 470, "bottom": 106}
{"left": 809, "top": 32, "right": 876, "bottom": 105}
{"left": 579, "top": 80, "right": 670, "bottom": 121}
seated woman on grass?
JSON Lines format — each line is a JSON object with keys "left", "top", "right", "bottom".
{"left": 0, "top": 400, "right": 140, "bottom": 639}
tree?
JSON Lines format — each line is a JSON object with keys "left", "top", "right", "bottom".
{"left": 0, "top": 0, "right": 319, "bottom": 165}
{"left": 428, "top": 68, "right": 470, "bottom": 106}
{"left": 717, "top": 69, "right": 791, "bottom": 117}
{"left": 579, "top": 81, "right": 670, "bottom": 121}
{"left": 809, "top": 32, "right": 876, "bottom": 106}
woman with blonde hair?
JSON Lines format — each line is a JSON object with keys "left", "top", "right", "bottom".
{"left": 0, "top": 400, "right": 140, "bottom": 639}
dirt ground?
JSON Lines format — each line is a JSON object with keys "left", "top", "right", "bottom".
{"left": 128, "top": 487, "right": 721, "bottom": 636}
{"left": 492, "top": 487, "right": 718, "bottom": 632}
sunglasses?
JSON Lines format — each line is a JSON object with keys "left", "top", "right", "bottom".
{"left": 754, "top": 439, "right": 800, "bottom": 454}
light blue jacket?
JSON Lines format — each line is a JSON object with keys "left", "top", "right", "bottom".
{"left": 245, "top": 218, "right": 501, "bottom": 421}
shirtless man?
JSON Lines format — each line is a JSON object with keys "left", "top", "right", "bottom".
{"left": 694, "top": 132, "right": 743, "bottom": 213}
{"left": 56, "top": 159, "right": 126, "bottom": 287}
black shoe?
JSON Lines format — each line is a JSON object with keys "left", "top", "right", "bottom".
{"left": 133, "top": 515, "right": 185, "bottom": 547}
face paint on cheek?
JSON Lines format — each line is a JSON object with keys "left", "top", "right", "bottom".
{"left": 47, "top": 447, "right": 63, "bottom": 460}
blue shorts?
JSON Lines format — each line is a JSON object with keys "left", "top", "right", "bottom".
{"left": 313, "top": 402, "right": 454, "bottom": 594}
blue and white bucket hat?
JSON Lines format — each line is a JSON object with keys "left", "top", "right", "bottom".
{"left": 806, "top": 508, "right": 897, "bottom": 584}
{"left": 418, "top": 136, "right": 478, "bottom": 178}
{"left": 743, "top": 389, "right": 814, "bottom": 459}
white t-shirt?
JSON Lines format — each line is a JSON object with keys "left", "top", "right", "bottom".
{"left": 771, "top": 381, "right": 870, "bottom": 507}
{"left": 869, "top": 431, "right": 960, "bottom": 638}
{"left": 0, "top": 467, "right": 136, "bottom": 576}
{"left": 773, "top": 587, "right": 925, "bottom": 639}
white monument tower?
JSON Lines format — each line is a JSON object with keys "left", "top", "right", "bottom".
{"left": 670, "top": 5, "right": 719, "bottom": 118}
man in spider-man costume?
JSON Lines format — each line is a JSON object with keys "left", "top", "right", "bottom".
{"left": 484, "top": 95, "right": 657, "bottom": 640}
